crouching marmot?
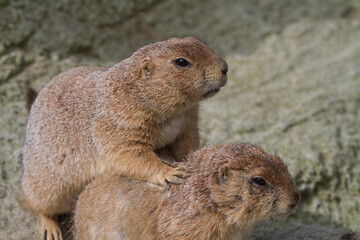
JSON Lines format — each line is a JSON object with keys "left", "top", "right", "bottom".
{"left": 74, "top": 143, "right": 300, "bottom": 240}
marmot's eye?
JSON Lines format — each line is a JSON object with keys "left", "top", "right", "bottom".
{"left": 253, "top": 177, "right": 267, "bottom": 186}
{"left": 174, "top": 58, "right": 190, "bottom": 67}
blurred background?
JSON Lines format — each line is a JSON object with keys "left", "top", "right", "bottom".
{"left": 0, "top": 0, "right": 359, "bottom": 239}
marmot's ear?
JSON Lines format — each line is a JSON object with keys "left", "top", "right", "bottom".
{"left": 140, "top": 57, "right": 154, "bottom": 78}
{"left": 217, "top": 163, "right": 229, "bottom": 185}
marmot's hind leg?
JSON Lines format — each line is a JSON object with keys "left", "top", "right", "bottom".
{"left": 40, "top": 214, "right": 63, "bottom": 240}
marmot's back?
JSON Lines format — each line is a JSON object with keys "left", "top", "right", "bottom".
{"left": 75, "top": 176, "right": 164, "bottom": 240}
{"left": 22, "top": 66, "right": 107, "bottom": 214}
{"left": 24, "top": 66, "right": 107, "bottom": 169}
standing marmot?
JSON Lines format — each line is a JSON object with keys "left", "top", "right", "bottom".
{"left": 22, "top": 37, "right": 228, "bottom": 240}
{"left": 74, "top": 143, "right": 300, "bottom": 240}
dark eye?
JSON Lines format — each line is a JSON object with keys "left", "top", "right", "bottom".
{"left": 174, "top": 58, "right": 190, "bottom": 67}
{"left": 253, "top": 177, "right": 267, "bottom": 186}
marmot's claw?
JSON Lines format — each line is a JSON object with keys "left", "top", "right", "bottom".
{"left": 42, "top": 227, "right": 62, "bottom": 240}
{"left": 164, "top": 179, "right": 172, "bottom": 189}
{"left": 161, "top": 167, "right": 188, "bottom": 187}
{"left": 41, "top": 215, "right": 63, "bottom": 240}
{"left": 174, "top": 167, "right": 190, "bottom": 178}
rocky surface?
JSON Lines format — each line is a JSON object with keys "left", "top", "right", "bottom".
{"left": 254, "top": 224, "right": 351, "bottom": 240}
{"left": 0, "top": 0, "right": 359, "bottom": 239}
{"left": 202, "top": 16, "right": 360, "bottom": 232}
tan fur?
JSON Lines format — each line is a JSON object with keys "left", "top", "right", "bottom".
{"left": 21, "top": 37, "right": 228, "bottom": 239}
{"left": 74, "top": 143, "right": 300, "bottom": 240}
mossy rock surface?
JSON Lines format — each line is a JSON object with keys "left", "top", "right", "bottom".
{"left": 1, "top": 0, "right": 359, "bottom": 239}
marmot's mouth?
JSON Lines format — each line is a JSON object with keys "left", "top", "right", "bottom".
{"left": 203, "top": 87, "right": 220, "bottom": 98}
{"left": 203, "top": 78, "right": 227, "bottom": 98}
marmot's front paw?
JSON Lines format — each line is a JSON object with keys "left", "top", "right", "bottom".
{"left": 156, "top": 167, "right": 189, "bottom": 188}
{"left": 40, "top": 215, "right": 63, "bottom": 240}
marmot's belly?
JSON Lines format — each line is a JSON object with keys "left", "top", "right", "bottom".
{"left": 154, "top": 113, "right": 185, "bottom": 150}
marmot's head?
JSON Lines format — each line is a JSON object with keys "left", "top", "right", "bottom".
{"left": 131, "top": 37, "right": 228, "bottom": 111}
{"left": 191, "top": 144, "right": 300, "bottom": 227}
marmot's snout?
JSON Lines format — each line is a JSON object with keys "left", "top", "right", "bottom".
{"left": 276, "top": 188, "right": 300, "bottom": 216}
{"left": 216, "top": 56, "right": 228, "bottom": 86}
{"left": 217, "top": 56, "right": 228, "bottom": 76}
{"left": 202, "top": 56, "right": 228, "bottom": 98}
{"left": 288, "top": 191, "right": 301, "bottom": 211}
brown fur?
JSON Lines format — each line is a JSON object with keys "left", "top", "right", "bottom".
{"left": 74, "top": 143, "right": 300, "bottom": 240}
{"left": 341, "top": 233, "right": 360, "bottom": 240}
{"left": 21, "top": 37, "right": 228, "bottom": 239}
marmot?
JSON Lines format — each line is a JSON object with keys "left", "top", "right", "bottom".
{"left": 21, "top": 37, "right": 228, "bottom": 240}
{"left": 74, "top": 143, "right": 300, "bottom": 240}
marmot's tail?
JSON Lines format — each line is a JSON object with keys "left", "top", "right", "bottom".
{"left": 25, "top": 86, "right": 38, "bottom": 113}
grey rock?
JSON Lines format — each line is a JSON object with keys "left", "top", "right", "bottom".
{"left": 254, "top": 225, "right": 346, "bottom": 240}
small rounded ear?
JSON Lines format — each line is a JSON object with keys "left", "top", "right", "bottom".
{"left": 217, "top": 163, "right": 229, "bottom": 185}
{"left": 140, "top": 57, "right": 154, "bottom": 78}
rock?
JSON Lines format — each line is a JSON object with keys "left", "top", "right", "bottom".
{"left": 201, "top": 17, "right": 360, "bottom": 231}
{"left": 0, "top": 51, "right": 33, "bottom": 84}
{"left": 0, "top": 0, "right": 355, "bottom": 60}
{"left": 254, "top": 224, "right": 347, "bottom": 240}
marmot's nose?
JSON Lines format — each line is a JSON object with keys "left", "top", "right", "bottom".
{"left": 216, "top": 57, "right": 228, "bottom": 75}
{"left": 289, "top": 192, "right": 301, "bottom": 209}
